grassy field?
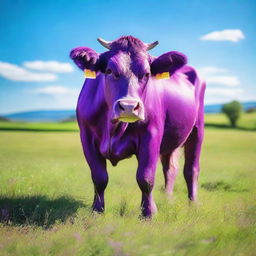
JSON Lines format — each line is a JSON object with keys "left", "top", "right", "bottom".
{"left": 0, "top": 113, "right": 255, "bottom": 256}
{"left": 0, "top": 121, "right": 78, "bottom": 132}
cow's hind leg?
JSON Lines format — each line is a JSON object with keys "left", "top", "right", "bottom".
{"left": 160, "top": 149, "right": 179, "bottom": 197}
{"left": 183, "top": 125, "right": 204, "bottom": 201}
{"left": 183, "top": 81, "right": 205, "bottom": 201}
{"left": 80, "top": 127, "right": 108, "bottom": 213}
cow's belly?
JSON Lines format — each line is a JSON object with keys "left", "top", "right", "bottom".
{"left": 160, "top": 126, "right": 193, "bottom": 154}
{"left": 160, "top": 85, "right": 197, "bottom": 154}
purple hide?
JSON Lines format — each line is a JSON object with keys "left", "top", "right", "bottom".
{"left": 70, "top": 36, "right": 205, "bottom": 217}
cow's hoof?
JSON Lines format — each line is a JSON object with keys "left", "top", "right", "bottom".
{"left": 91, "top": 210, "right": 104, "bottom": 217}
{"left": 139, "top": 210, "right": 157, "bottom": 220}
{"left": 165, "top": 190, "right": 175, "bottom": 201}
{"left": 140, "top": 202, "right": 157, "bottom": 219}
{"left": 91, "top": 204, "right": 104, "bottom": 214}
{"left": 188, "top": 199, "right": 200, "bottom": 206}
{"left": 139, "top": 214, "right": 152, "bottom": 220}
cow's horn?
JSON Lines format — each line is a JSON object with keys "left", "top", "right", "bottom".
{"left": 146, "top": 41, "right": 159, "bottom": 51}
{"left": 97, "top": 38, "right": 111, "bottom": 49}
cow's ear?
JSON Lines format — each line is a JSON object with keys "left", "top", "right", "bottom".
{"left": 70, "top": 47, "right": 99, "bottom": 71}
{"left": 150, "top": 51, "right": 187, "bottom": 76}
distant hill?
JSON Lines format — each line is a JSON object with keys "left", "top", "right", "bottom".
{"left": 0, "top": 116, "right": 10, "bottom": 121}
{"left": 4, "top": 110, "right": 76, "bottom": 122}
{"left": 3, "top": 102, "right": 256, "bottom": 122}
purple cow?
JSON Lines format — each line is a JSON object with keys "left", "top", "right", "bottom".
{"left": 70, "top": 36, "right": 205, "bottom": 218}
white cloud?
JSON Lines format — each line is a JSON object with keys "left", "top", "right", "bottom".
{"left": 206, "top": 88, "right": 244, "bottom": 96}
{"left": 29, "top": 86, "right": 78, "bottom": 96}
{"left": 205, "top": 76, "right": 240, "bottom": 87}
{"left": 197, "top": 66, "right": 227, "bottom": 77}
{"left": 0, "top": 61, "right": 57, "bottom": 82}
{"left": 23, "top": 60, "right": 73, "bottom": 73}
{"left": 28, "top": 86, "right": 79, "bottom": 109}
{"left": 198, "top": 66, "right": 247, "bottom": 103}
{"left": 197, "top": 66, "right": 240, "bottom": 87}
{"left": 200, "top": 29, "right": 245, "bottom": 42}
{"left": 204, "top": 87, "right": 256, "bottom": 105}
{"left": 205, "top": 87, "right": 245, "bottom": 104}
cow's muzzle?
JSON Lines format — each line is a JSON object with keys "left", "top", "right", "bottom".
{"left": 112, "top": 98, "right": 145, "bottom": 123}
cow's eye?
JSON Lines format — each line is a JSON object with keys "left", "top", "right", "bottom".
{"left": 138, "top": 72, "right": 150, "bottom": 80}
{"left": 106, "top": 68, "right": 112, "bottom": 75}
{"left": 145, "top": 73, "right": 150, "bottom": 79}
{"left": 113, "top": 73, "right": 120, "bottom": 79}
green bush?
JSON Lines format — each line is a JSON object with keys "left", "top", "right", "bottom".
{"left": 222, "top": 101, "right": 243, "bottom": 127}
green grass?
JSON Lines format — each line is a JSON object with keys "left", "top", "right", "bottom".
{"left": 205, "top": 112, "right": 256, "bottom": 130}
{"left": 0, "top": 121, "right": 78, "bottom": 131}
{"left": 0, "top": 114, "right": 255, "bottom": 256}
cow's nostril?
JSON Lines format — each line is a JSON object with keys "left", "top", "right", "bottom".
{"left": 118, "top": 102, "right": 125, "bottom": 111}
{"left": 134, "top": 102, "right": 140, "bottom": 111}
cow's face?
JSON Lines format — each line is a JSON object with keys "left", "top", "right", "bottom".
{"left": 104, "top": 51, "right": 150, "bottom": 123}
{"left": 70, "top": 36, "right": 187, "bottom": 123}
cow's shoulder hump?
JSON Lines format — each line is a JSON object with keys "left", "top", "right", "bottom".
{"left": 180, "top": 65, "right": 199, "bottom": 86}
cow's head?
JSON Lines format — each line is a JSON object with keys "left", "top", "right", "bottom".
{"left": 70, "top": 36, "right": 187, "bottom": 123}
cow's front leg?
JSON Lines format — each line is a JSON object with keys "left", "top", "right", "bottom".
{"left": 80, "top": 127, "right": 108, "bottom": 213}
{"left": 136, "top": 130, "right": 161, "bottom": 218}
{"left": 91, "top": 165, "right": 108, "bottom": 213}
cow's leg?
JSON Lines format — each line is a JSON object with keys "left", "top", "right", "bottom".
{"left": 183, "top": 124, "right": 204, "bottom": 201}
{"left": 183, "top": 82, "right": 205, "bottom": 201}
{"left": 80, "top": 127, "right": 108, "bottom": 213}
{"left": 136, "top": 162, "right": 158, "bottom": 218}
{"left": 136, "top": 130, "right": 161, "bottom": 218}
{"left": 160, "top": 149, "right": 179, "bottom": 197}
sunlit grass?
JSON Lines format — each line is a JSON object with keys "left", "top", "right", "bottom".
{"left": 0, "top": 121, "right": 78, "bottom": 131}
{"left": 0, "top": 115, "right": 255, "bottom": 255}
{"left": 205, "top": 112, "right": 256, "bottom": 130}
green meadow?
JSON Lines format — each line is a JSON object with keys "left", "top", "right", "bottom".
{"left": 0, "top": 113, "right": 255, "bottom": 256}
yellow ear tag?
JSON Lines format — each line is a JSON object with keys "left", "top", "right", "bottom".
{"left": 84, "top": 69, "right": 96, "bottom": 79}
{"left": 155, "top": 72, "right": 170, "bottom": 80}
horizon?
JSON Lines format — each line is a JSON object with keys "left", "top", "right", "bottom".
{"left": 1, "top": 0, "right": 256, "bottom": 114}
{"left": 3, "top": 101, "right": 256, "bottom": 116}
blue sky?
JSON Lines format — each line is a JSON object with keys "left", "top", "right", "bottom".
{"left": 0, "top": 0, "right": 255, "bottom": 114}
